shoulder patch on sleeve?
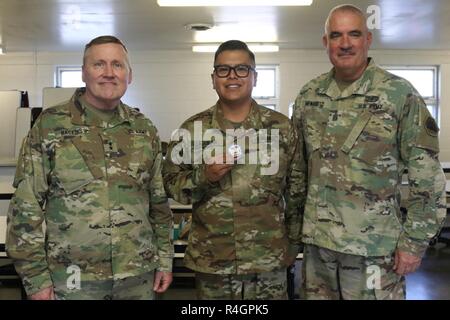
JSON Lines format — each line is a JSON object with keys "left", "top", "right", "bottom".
{"left": 425, "top": 116, "right": 439, "bottom": 137}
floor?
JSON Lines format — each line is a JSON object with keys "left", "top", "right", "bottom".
{"left": 159, "top": 235, "right": 450, "bottom": 300}
{"left": 406, "top": 237, "right": 450, "bottom": 300}
{"left": 1, "top": 235, "right": 449, "bottom": 300}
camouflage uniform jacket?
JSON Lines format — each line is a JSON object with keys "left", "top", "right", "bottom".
{"left": 163, "top": 101, "right": 306, "bottom": 274}
{"left": 293, "top": 59, "right": 446, "bottom": 258}
{"left": 6, "top": 88, "right": 173, "bottom": 295}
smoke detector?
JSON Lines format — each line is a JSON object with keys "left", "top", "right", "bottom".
{"left": 185, "top": 23, "right": 214, "bottom": 31}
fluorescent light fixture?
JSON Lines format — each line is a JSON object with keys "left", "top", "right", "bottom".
{"left": 193, "top": 44, "right": 279, "bottom": 53}
{"left": 60, "top": 4, "right": 115, "bottom": 45}
{"left": 158, "top": 0, "right": 312, "bottom": 6}
{"left": 195, "top": 23, "right": 277, "bottom": 43}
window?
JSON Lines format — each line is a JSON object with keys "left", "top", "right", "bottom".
{"left": 253, "top": 66, "right": 279, "bottom": 110}
{"left": 56, "top": 66, "right": 84, "bottom": 88}
{"left": 384, "top": 66, "right": 439, "bottom": 122}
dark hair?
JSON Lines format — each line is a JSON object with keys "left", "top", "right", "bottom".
{"left": 83, "top": 35, "right": 129, "bottom": 66}
{"left": 214, "top": 40, "right": 255, "bottom": 66}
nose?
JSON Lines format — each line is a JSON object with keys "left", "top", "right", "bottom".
{"left": 228, "top": 67, "right": 238, "bottom": 79}
{"left": 339, "top": 35, "right": 352, "bottom": 50}
{"left": 103, "top": 64, "right": 114, "bottom": 77}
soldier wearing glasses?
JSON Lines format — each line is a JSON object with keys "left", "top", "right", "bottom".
{"left": 163, "top": 40, "right": 306, "bottom": 299}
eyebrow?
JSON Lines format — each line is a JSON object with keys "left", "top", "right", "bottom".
{"left": 91, "top": 59, "right": 124, "bottom": 63}
{"left": 214, "top": 64, "right": 252, "bottom": 67}
{"left": 329, "top": 29, "right": 363, "bottom": 36}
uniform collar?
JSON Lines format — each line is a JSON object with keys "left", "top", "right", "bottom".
{"left": 212, "top": 99, "right": 264, "bottom": 132}
{"left": 317, "top": 58, "right": 378, "bottom": 99}
{"left": 69, "top": 87, "right": 131, "bottom": 128}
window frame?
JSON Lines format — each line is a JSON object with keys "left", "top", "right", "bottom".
{"left": 55, "top": 66, "right": 83, "bottom": 88}
{"left": 253, "top": 65, "right": 279, "bottom": 111}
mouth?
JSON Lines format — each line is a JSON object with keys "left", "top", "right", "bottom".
{"left": 225, "top": 84, "right": 241, "bottom": 89}
{"left": 338, "top": 53, "right": 355, "bottom": 58}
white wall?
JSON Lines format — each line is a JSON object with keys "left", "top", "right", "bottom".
{"left": 1, "top": 48, "right": 449, "bottom": 160}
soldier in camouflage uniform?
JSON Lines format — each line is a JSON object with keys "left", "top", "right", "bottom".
{"left": 163, "top": 40, "right": 306, "bottom": 299}
{"left": 292, "top": 5, "right": 447, "bottom": 299}
{"left": 6, "top": 36, "right": 173, "bottom": 300}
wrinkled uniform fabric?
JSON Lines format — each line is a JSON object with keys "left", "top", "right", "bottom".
{"left": 293, "top": 59, "right": 446, "bottom": 257}
{"left": 163, "top": 101, "right": 306, "bottom": 275}
{"left": 293, "top": 59, "right": 446, "bottom": 299}
{"left": 7, "top": 88, "right": 173, "bottom": 296}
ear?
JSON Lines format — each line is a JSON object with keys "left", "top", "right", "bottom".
{"left": 81, "top": 65, "right": 86, "bottom": 83}
{"left": 322, "top": 34, "right": 328, "bottom": 49}
{"left": 211, "top": 73, "right": 216, "bottom": 90}
{"left": 367, "top": 31, "right": 373, "bottom": 47}
{"left": 253, "top": 71, "right": 258, "bottom": 87}
{"left": 128, "top": 68, "right": 133, "bottom": 84}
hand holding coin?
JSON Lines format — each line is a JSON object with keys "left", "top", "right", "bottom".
{"left": 205, "top": 154, "right": 233, "bottom": 183}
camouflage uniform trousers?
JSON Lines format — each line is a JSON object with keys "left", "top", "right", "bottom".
{"left": 54, "top": 272, "right": 155, "bottom": 300}
{"left": 300, "top": 244, "right": 405, "bottom": 300}
{"left": 195, "top": 268, "right": 288, "bottom": 300}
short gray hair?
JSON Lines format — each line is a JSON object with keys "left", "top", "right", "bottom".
{"left": 82, "top": 35, "right": 131, "bottom": 69}
{"left": 324, "top": 4, "right": 367, "bottom": 34}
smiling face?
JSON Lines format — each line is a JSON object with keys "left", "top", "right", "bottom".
{"left": 211, "top": 50, "right": 257, "bottom": 109}
{"left": 82, "top": 42, "right": 132, "bottom": 110}
{"left": 323, "top": 9, "right": 372, "bottom": 81}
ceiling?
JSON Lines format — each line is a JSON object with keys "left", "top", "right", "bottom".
{"left": 1, "top": 0, "right": 449, "bottom": 53}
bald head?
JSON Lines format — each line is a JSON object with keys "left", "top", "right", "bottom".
{"left": 324, "top": 4, "right": 368, "bottom": 35}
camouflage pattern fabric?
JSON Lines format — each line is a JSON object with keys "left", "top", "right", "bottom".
{"left": 300, "top": 244, "right": 405, "bottom": 300}
{"left": 292, "top": 58, "right": 446, "bottom": 258}
{"left": 56, "top": 271, "right": 155, "bottom": 300}
{"left": 6, "top": 88, "right": 173, "bottom": 296}
{"left": 195, "top": 268, "right": 287, "bottom": 300}
{"left": 163, "top": 100, "right": 306, "bottom": 275}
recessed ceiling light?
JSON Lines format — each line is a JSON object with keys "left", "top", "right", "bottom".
{"left": 158, "top": 0, "right": 312, "bottom": 6}
{"left": 193, "top": 44, "right": 279, "bottom": 53}
{"left": 185, "top": 23, "right": 214, "bottom": 31}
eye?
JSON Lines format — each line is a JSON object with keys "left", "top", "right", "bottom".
{"left": 329, "top": 32, "right": 341, "bottom": 39}
{"left": 112, "top": 62, "right": 124, "bottom": 69}
{"left": 93, "top": 61, "right": 104, "bottom": 67}
{"left": 217, "top": 66, "right": 229, "bottom": 73}
{"left": 349, "top": 31, "right": 362, "bottom": 37}
{"left": 236, "top": 65, "right": 249, "bottom": 72}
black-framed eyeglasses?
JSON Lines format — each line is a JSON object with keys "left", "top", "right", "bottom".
{"left": 213, "top": 64, "right": 255, "bottom": 78}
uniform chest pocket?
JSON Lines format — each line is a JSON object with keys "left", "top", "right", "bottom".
{"left": 54, "top": 140, "right": 98, "bottom": 195}
{"left": 341, "top": 110, "right": 395, "bottom": 167}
